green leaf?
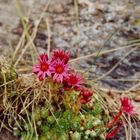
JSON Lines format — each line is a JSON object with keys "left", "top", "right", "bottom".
{"left": 71, "top": 132, "right": 81, "bottom": 140}
{"left": 63, "top": 110, "right": 73, "bottom": 120}
{"left": 58, "top": 133, "right": 69, "bottom": 140}
{"left": 58, "top": 118, "right": 69, "bottom": 131}
{"left": 40, "top": 136, "right": 47, "bottom": 140}
{"left": 32, "top": 108, "right": 41, "bottom": 121}
{"left": 41, "top": 108, "right": 49, "bottom": 119}
{"left": 40, "top": 125, "right": 49, "bottom": 134}
{"left": 47, "top": 116, "right": 55, "bottom": 124}
{"left": 70, "top": 116, "right": 81, "bottom": 131}
{"left": 93, "top": 103, "right": 103, "bottom": 116}
{"left": 85, "top": 119, "right": 93, "bottom": 129}
{"left": 21, "top": 132, "right": 28, "bottom": 140}
{"left": 13, "top": 128, "right": 21, "bottom": 137}
{"left": 40, "top": 132, "right": 56, "bottom": 140}
{"left": 46, "top": 131, "right": 54, "bottom": 140}
{"left": 54, "top": 111, "right": 63, "bottom": 118}
{"left": 54, "top": 125, "right": 63, "bottom": 135}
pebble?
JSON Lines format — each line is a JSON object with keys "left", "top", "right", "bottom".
{"left": 48, "top": 3, "right": 64, "bottom": 13}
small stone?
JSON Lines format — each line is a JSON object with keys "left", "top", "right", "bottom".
{"left": 37, "top": 121, "right": 42, "bottom": 126}
{"left": 69, "top": 131, "right": 73, "bottom": 134}
{"left": 48, "top": 3, "right": 64, "bottom": 13}
{"left": 37, "top": 47, "right": 46, "bottom": 54}
{"left": 80, "top": 126, "right": 84, "bottom": 131}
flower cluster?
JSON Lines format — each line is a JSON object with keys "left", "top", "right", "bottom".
{"left": 79, "top": 88, "right": 93, "bottom": 104}
{"left": 33, "top": 49, "right": 93, "bottom": 104}
{"left": 33, "top": 49, "right": 70, "bottom": 82}
{"left": 106, "top": 97, "right": 136, "bottom": 139}
{"left": 120, "top": 97, "right": 135, "bottom": 115}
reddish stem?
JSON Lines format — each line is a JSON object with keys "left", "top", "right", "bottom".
{"left": 107, "top": 110, "right": 122, "bottom": 128}
{"left": 106, "top": 122, "right": 123, "bottom": 139}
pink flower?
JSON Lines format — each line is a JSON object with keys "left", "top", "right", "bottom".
{"left": 38, "top": 54, "right": 48, "bottom": 62}
{"left": 66, "top": 72, "right": 83, "bottom": 88}
{"left": 51, "top": 49, "right": 70, "bottom": 64}
{"left": 120, "top": 97, "right": 135, "bottom": 115}
{"left": 51, "top": 59, "right": 69, "bottom": 83}
{"left": 79, "top": 88, "right": 93, "bottom": 104}
{"left": 32, "top": 54, "right": 52, "bottom": 80}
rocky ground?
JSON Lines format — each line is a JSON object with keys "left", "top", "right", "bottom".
{"left": 0, "top": 0, "right": 140, "bottom": 139}
{"left": 0, "top": 0, "right": 140, "bottom": 91}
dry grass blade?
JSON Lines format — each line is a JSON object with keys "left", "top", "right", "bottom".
{"left": 93, "top": 46, "right": 139, "bottom": 81}
{"left": 12, "top": 32, "right": 26, "bottom": 62}
{"left": 46, "top": 19, "right": 51, "bottom": 57}
{"left": 74, "top": 0, "right": 80, "bottom": 58}
{"left": 70, "top": 43, "right": 140, "bottom": 63}
{"left": 14, "top": 0, "right": 52, "bottom": 67}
